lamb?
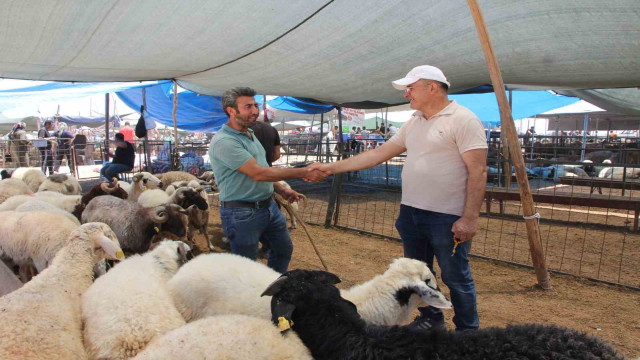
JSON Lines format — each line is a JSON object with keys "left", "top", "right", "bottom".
{"left": 0, "top": 223, "right": 123, "bottom": 360}
{"left": 168, "top": 254, "right": 452, "bottom": 325}
{"left": 0, "top": 192, "right": 81, "bottom": 213}
{"left": 8, "top": 167, "right": 46, "bottom": 193}
{"left": 71, "top": 179, "right": 129, "bottom": 220}
{"left": 133, "top": 315, "right": 312, "bottom": 360}
{"left": 165, "top": 180, "right": 212, "bottom": 251}
{"left": 38, "top": 173, "right": 82, "bottom": 195}
{"left": 0, "top": 178, "right": 31, "bottom": 204}
{"left": 126, "top": 172, "right": 163, "bottom": 201}
{"left": 82, "top": 240, "right": 192, "bottom": 359}
{"left": 263, "top": 269, "right": 624, "bottom": 360}
{"left": 82, "top": 196, "right": 187, "bottom": 254}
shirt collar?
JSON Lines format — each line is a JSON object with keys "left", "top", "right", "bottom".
{"left": 411, "top": 100, "right": 458, "bottom": 120}
{"left": 221, "top": 124, "right": 254, "bottom": 136}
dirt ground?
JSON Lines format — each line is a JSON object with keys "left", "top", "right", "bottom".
{"left": 194, "top": 208, "right": 640, "bottom": 358}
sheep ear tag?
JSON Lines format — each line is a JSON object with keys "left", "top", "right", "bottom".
{"left": 271, "top": 298, "right": 296, "bottom": 333}
{"left": 97, "top": 236, "right": 125, "bottom": 261}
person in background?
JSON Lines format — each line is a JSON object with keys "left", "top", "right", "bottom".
{"left": 100, "top": 132, "right": 135, "bottom": 181}
{"left": 9, "top": 121, "right": 29, "bottom": 167}
{"left": 209, "top": 86, "right": 328, "bottom": 273}
{"left": 119, "top": 121, "right": 136, "bottom": 144}
{"left": 53, "top": 122, "right": 75, "bottom": 175}
{"left": 388, "top": 123, "right": 398, "bottom": 137}
{"left": 38, "top": 120, "right": 55, "bottom": 175}
{"left": 307, "top": 65, "right": 487, "bottom": 332}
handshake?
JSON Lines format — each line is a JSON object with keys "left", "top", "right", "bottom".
{"left": 303, "top": 162, "right": 332, "bottom": 182}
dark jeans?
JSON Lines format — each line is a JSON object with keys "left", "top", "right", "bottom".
{"left": 395, "top": 204, "right": 479, "bottom": 330}
{"left": 100, "top": 162, "right": 133, "bottom": 181}
{"left": 39, "top": 148, "right": 53, "bottom": 175}
{"left": 54, "top": 148, "right": 75, "bottom": 175}
{"left": 220, "top": 199, "right": 293, "bottom": 273}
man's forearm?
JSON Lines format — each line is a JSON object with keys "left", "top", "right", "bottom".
{"left": 461, "top": 170, "right": 487, "bottom": 220}
{"left": 253, "top": 166, "right": 309, "bottom": 182}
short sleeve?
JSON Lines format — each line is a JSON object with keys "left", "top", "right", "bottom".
{"left": 388, "top": 118, "right": 412, "bottom": 148}
{"left": 455, "top": 116, "right": 488, "bottom": 154}
{"left": 212, "top": 137, "right": 253, "bottom": 170}
{"left": 272, "top": 127, "right": 281, "bottom": 146}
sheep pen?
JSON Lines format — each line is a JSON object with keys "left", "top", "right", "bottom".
{"left": 198, "top": 202, "right": 640, "bottom": 358}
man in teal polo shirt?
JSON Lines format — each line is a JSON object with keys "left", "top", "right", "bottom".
{"left": 210, "top": 87, "right": 327, "bottom": 273}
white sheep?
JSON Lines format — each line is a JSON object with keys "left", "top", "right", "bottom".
{"left": 82, "top": 240, "right": 191, "bottom": 359}
{"left": 168, "top": 254, "right": 451, "bottom": 325}
{"left": 10, "top": 167, "right": 47, "bottom": 193}
{"left": 126, "top": 172, "right": 163, "bottom": 201}
{"left": 15, "top": 199, "right": 80, "bottom": 225}
{"left": 0, "top": 178, "right": 31, "bottom": 204}
{"left": 0, "top": 223, "right": 123, "bottom": 360}
{"left": 0, "top": 211, "right": 83, "bottom": 273}
{"left": 0, "top": 192, "right": 81, "bottom": 213}
{"left": 133, "top": 315, "right": 312, "bottom": 360}
{"left": 38, "top": 173, "right": 82, "bottom": 195}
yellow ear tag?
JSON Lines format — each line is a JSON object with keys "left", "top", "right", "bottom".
{"left": 154, "top": 227, "right": 160, "bottom": 233}
{"left": 116, "top": 250, "right": 125, "bottom": 260}
{"left": 277, "top": 317, "right": 293, "bottom": 332}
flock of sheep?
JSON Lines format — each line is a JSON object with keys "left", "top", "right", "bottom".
{"left": 0, "top": 167, "right": 627, "bottom": 359}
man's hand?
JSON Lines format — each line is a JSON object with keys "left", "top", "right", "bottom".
{"left": 303, "top": 162, "right": 331, "bottom": 182}
{"left": 451, "top": 216, "right": 478, "bottom": 243}
{"left": 280, "top": 187, "right": 303, "bottom": 203}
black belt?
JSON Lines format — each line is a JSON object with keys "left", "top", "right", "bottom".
{"left": 220, "top": 196, "right": 272, "bottom": 209}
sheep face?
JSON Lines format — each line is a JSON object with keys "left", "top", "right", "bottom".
{"left": 134, "top": 172, "right": 163, "bottom": 190}
{"left": 158, "top": 204, "right": 188, "bottom": 238}
{"left": 388, "top": 258, "right": 453, "bottom": 310}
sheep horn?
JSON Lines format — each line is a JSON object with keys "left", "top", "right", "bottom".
{"left": 99, "top": 182, "right": 115, "bottom": 193}
{"left": 133, "top": 173, "right": 144, "bottom": 183}
{"left": 175, "top": 187, "right": 188, "bottom": 200}
{"left": 168, "top": 203, "right": 189, "bottom": 215}
{"left": 261, "top": 275, "right": 289, "bottom": 297}
{"left": 150, "top": 206, "right": 169, "bottom": 223}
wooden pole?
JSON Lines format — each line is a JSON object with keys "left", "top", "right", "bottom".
{"left": 104, "top": 93, "right": 110, "bottom": 162}
{"left": 467, "top": 0, "right": 551, "bottom": 289}
{"left": 172, "top": 80, "right": 180, "bottom": 170}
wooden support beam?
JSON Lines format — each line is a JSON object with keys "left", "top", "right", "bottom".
{"left": 467, "top": 0, "right": 551, "bottom": 289}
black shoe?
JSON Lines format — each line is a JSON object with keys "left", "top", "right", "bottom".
{"left": 408, "top": 313, "right": 447, "bottom": 332}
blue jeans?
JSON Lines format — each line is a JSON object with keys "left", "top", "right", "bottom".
{"left": 220, "top": 199, "right": 293, "bottom": 273}
{"left": 395, "top": 204, "right": 479, "bottom": 330}
{"left": 100, "top": 162, "right": 132, "bottom": 181}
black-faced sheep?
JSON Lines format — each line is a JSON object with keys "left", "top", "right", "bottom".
{"left": 168, "top": 254, "right": 451, "bottom": 325}
{"left": 38, "top": 173, "right": 82, "bottom": 195}
{"left": 82, "top": 196, "right": 187, "bottom": 254}
{"left": 165, "top": 180, "right": 212, "bottom": 251}
{"left": 133, "top": 315, "right": 312, "bottom": 360}
{"left": 0, "top": 223, "right": 123, "bottom": 359}
{"left": 263, "top": 270, "right": 624, "bottom": 360}
{"left": 82, "top": 240, "right": 191, "bottom": 359}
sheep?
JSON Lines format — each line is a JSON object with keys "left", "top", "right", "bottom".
{"left": 0, "top": 178, "right": 31, "bottom": 204}
{"left": 168, "top": 254, "right": 452, "bottom": 325}
{"left": 156, "top": 171, "right": 200, "bottom": 190}
{"left": 0, "top": 223, "right": 123, "bottom": 360}
{"left": 15, "top": 200, "right": 81, "bottom": 225}
{"left": 165, "top": 181, "right": 212, "bottom": 251}
{"left": 82, "top": 196, "right": 187, "bottom": 254}
{"left": 9, "top": 167, "right": 46, "bottom": 193}
{"left": 133, "top": 315, "right": 312, "bottom": 360}
{"left": 0, "top": 192, "right": 81, "bottom": 213}
{"left": 71, "top": 179, "right": 129, "bottom": 220}
{"left": 38, "top": 173, "right": 82, "bottom": 195}
{"left": 82, "top": 240, "right": 192, "bottom": 359}
{"left": 127, "top": 172, "right": 163, "bottom": 201}
{"left": 263, "top": 269, "right": 624, "bottom": 360}
{"left": 137, "top": 186, "right": 207, "bottom": 210}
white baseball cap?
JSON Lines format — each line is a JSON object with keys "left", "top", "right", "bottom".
{"left": 392, "top": 65, "right": 450, "bottom": 90}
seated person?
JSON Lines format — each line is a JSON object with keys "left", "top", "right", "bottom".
{"left": 100, "top": 133, "right": 135, "bottom": 181}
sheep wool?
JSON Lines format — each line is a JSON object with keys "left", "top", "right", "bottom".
{"left": 133, "top": 315, "right": 312, "bottom": 360}
{"left": 168, "top": 254, "right": 451, "bottom": 326}
{"left": 0, "top": 223, "right": 123, "bottom": 360}
{"left": 10, "top": 167, "right": 46, "bottom": 193}
{"left": 0, "top": 178, "right": 31, "bottom": 204}
{"left": 82, "top": 240, "right": 190, "bottom": 359}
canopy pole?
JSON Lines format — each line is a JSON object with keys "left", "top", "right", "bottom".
{"left": 318, "top": 112, "right": 324, "bottom": 161}
{"left": 104, "top": 93, "right": 110, "bottom": 162}
{"left": 467, "top": 0, "right": 551, "bottom": 289}
{"left": 580, "top": 113, "right": 588, "bottom": 161}
{"left": 172, "top": 80, "right": 180, "bottom": 171}
{"left": 263, "top": 95, "right": 268, "bottom": 122}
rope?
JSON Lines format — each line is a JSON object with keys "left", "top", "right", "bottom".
{"left": 274, "top": 192, "right": 329, "bottom": 271}
{"left": 522, "top": 212, "right": 541, "bottom": 220}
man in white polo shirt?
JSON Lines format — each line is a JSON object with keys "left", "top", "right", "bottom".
{"left": 308, "top": 65, "right": 487, "bottom": 331}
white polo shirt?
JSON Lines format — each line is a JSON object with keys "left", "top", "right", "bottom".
{"left": 388, "top": 101, "right": 487, "bottom": 216}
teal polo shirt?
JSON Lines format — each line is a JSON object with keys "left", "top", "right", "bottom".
{"left": 209, "top": 124, "right": 273, "bottom": 202}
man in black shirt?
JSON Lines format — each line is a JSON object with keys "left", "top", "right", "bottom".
{"left": 53, "top": 122, "right": 75, "bottom": 175}
{"left": 248, "top": 120, "right": 281, "bottom": 166}
{"left": 37, "top": 120, "right": 55, "bottom": 175}
{"left": 100, "top": 132, "right": 135, "bottom": 181}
